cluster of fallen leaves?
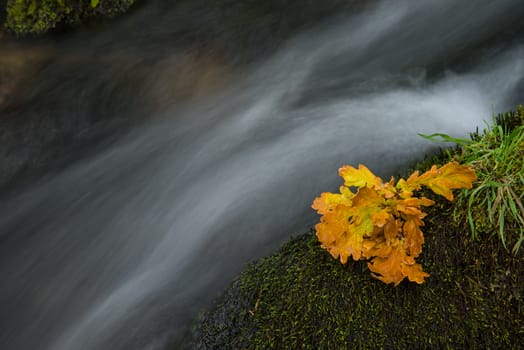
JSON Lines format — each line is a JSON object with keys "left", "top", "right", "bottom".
{"left": 312, "top": 162, "right": 477, "bottom": 286}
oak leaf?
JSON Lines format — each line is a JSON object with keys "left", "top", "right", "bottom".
{"left": 312, "top": 161, "right": 476, "bottom": 286}
{"left": 368, "top": 241, "right": 429, "bottom": 286}
{"left": 339, "top": 164, "right": 383, "bottom": 189}
{"left": 402, "top": 162, "right": 477, "bottom": 200}
{"left": 403, "top": 215, "right": 425, "bottom": 257}
{"left": 316, "top": 204, "right": 369, "bottom": 263}
{"left": 312, "top": 186, "right": 354, "bottom": 215}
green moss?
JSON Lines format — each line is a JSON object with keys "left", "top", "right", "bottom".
{"left": 4, "top": 0, "right": 136, "bottom": 35}
{"left": 191, "top": 215, "right": 523, "bottom": 348}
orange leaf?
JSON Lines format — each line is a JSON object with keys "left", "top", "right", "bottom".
{"left": 362, "top": 238, "right": 392, "bottom": 259}
{"left": 312, "top": 186, "right": 354, "bottom": 215}
{"left": 315, "top": 205, "right": 352, "bottom": 245}
{"left": 313, "top": 161, "right": 469, "bottom": 286}
{"left": 405, "top": 162, "right": 477, "bottom": 201}
{"left": 394, "top": 197, "right": 423, "bottom": 216}
{"left": 418, "top": 196, "right": 435, "bottom": 207}
{"left": 367, "top": 244, "right": 407, "bottom": 286}
{"left": 371, "top": 210, "right": 393, "bottom": 228}
{"left": 368, "top": 242, "right": 429, "bottom": 286}
{"left": 383, "top": 218, "right": 401, "bottom": 243}
{"left": 400, "top": 262, "right": 430, "bottom": 284}
{"left": 403, "top": 215, "right": 425, "bottom": 257}
{"left": 315, "top": 205, "right": 365, "bottom": 262}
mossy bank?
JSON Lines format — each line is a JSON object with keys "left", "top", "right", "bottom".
{"left": 186, "top": 110, "right": 524, "bottom": 349}
{"left": 4, "top": 0, "right": 136, "bottom": 35}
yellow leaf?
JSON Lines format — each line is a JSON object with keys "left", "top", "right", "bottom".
{"left": 315, "top": 205, "right": 364, "bottom": 262}
{"left": 339, "top": 164, "right": 383, "bottom": 189}
{"left": 315, "top": 205, "right": 352, "bottom": 245}
{"left": 396, "top": 174, "right": 419, "bottom": 198}
{"left": 406, "top": 162, "right": 477, "bottom": 201}
{"left": 349, "top": 187, "right": 387, "bottom": 236}
{"left": 312, "top": 186, "right": 354, "bottom": 215}
{"left": 312, "top": 161, "right": 469, "bottom": 286}
{"left": 371, "top": 210, "right": 393, "bottom": 228}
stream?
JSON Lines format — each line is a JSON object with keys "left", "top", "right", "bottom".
{"left": 1, "top": 1, "right": 524, "bottom": 349}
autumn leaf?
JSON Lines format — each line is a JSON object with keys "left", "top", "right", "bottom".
{"left": 393, "top": 197, "right": 424, "bottom": 216}
{"left": 383, "top": 218, "right": 401, "bottom": 243}
{"left": 371, "top": 210, "right": 393, "bottom": 228}
{"left": 367, "top": 243, "right": 410, "bottom": 286}
{"left": 349, "top": 187, "right": 389, "bottom": 234}
{"left": 315, "top": 204, "right": 364, "bottom": 262}
{"left": 377, "top": 177, "right": 398, "bottom": 199}
{"left": 418, "top": 196, "right": 435, "bottom": 207}
{"left": 315, "top": 205, "right": 352, "bottom": 246}
{"left": 339, "top": 164, "right": 383, "bottom": 189}
{"left": 368, "top": 241, "right": 429, "bottom": 286}
{"left": 401, "top": 261, "right": 430, "bottom": 284}
{"left": 312, "top": 161, "right": 476, "bottom": 286}
{"left": 403, "top": 214, "right": 425, "bottom": 257}
{"left": 312, "top": 186, "right": 354, "bottom": 215}
{"left": 362, "top": 236, "right": 392, "bottom": 259}
{"left": 404, "top": 162, "right": 477, "bottom": 200}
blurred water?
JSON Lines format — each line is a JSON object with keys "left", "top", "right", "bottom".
{"left": 1, "top": 0, "right": 524, "bottom": 349}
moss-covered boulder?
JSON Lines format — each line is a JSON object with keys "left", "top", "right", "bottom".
{"left": 4, "top": 0, "right": 136, "bottom": 35}
{"left": 188, "top": 108, "right": 524, "bottom": 348}
{"left": 189, "top": 204, "right": 524, "bottom": 348}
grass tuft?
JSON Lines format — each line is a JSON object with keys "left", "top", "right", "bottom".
{"left": 419, "top": 106, "right": 524, "bottom": 254}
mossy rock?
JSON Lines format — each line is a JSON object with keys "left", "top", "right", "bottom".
{"left": 4, "top": 0, "right": 136, "bottom": 35}
{"left": 187, "top": 109, "right": 524, "bottom": 349}
{"left": 188, "top": 200, "right": 524, "bottom": 349}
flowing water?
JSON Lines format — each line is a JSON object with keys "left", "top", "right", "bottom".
{"left": 1, "top": 1, "right": 524, "bottom": 349}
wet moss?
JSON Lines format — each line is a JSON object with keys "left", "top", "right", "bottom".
{"left": 190, "top": 205, "right": 524, "bottom": 348}
{"left": 4, "top": 0, "right": 136, "bottom": 35}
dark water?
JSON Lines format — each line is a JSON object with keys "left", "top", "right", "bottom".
{"left": 1, "top": 1, "right": 524, "bottom": 349}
